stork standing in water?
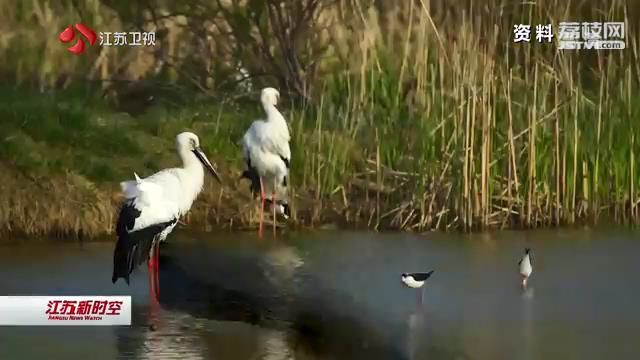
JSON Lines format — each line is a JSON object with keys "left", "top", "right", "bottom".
{"left": 112, "top": 132, "right": 221, "bottom": 304}
{"left": 519, "top": 248, "right": 533, "bottom": 289}
{"left": 241, "top": 87, "right": 291, "bottom": 238}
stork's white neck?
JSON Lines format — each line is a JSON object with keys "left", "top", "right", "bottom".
{"left": 178, "top": 148, "right": 205, "bottom": 181}
{"left": 263, "top": 103, "right": 277, "bottom": 116}
{"left": 263, "top": 103, "right": 288, "bottom": 130}
{"left": 176, "top": 147, "right": 205, "bottom": 214}
{"left": 178, "top": 148, "right": 196, "bottom": 167}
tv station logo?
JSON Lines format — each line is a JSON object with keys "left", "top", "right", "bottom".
{"left": 59, "top": 23, "right": 156, "bottom": 56}
{"left": 0, "top": 296, "right": 131, "bottom": 326}
{"left": 513, "top": 22, "right": 626, "bottom": 50}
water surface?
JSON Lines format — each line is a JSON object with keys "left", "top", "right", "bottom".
{"left": 1, "top": 228, "right": 639, "bottom": 359}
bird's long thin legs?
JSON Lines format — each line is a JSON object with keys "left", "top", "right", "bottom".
{"left": 272, "top": 178, "right": 277, "bottom": 238}
{"left": 147, "top": 258, "right": 156, "bottom": 305}
{"left": 147, "top": 249, "right": 160, "bottom": 331}
{"left": 154, "top": 241, "right": 160, "bottom": 300}
{"left": 259, "top": 177, "right": 265, "bottom": 239}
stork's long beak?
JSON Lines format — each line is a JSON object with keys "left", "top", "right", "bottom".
{"left": 193, "top": 147, "right": 222, "bottom": 183}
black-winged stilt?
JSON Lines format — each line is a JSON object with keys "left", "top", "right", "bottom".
{"left": 111, "top": 132, "right": 222, "bottom": 304}
{"left": 401, "top": 271, "right": 434, "bottom": 305}
{"left": 519, "top": 247, "right": 533, "bottom": 289}
{"left": 241, "top": 87, "right": 291, "bottom": 238}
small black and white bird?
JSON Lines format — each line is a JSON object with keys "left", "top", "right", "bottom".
{"left": 401, "top": 271, "right": 434, "bottom": 289}
{"left": 518, "top": 248, "right": 533, "bottom": 288}
{"left": 401, "top": 271, "right": 434, "bottom": 305}
{"left": 112, "top": 132, "right": 222, "bottom": 304}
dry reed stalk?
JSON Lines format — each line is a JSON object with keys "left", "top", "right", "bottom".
{"left": 572, "top": 67, "right": 579, "bottom": 224}
{"left": 506, "top": 69, "right": 520, "bottom": 225}
{"left": 463, "top": 86, "right": 471, "bottom": 231}
{"left": 480, "top": 67, "right": 488, "bottom": 228}
{"left": 527, "top": 64, "right": 539, "bottom": 227}
{"left": 629, "top": 67, "right": 636, "bottom": 220}
{"left": 554, "top": 77, "right": 561, "bottom": 225}
{"left": 375, "top": 129, "right": 381, "bottom": 230}
{"left": 594, "top": 64, "right": 604, "bottom": 222}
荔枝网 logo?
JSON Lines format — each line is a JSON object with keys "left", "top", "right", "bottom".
{"left": 557, "top": 22, "right": 625, "bottom": 50}
{"left": 0, "top": 296, "right": 131, "bottom": 326}
{"left": 59, "top": 23, "right": 157, "bottom": 56}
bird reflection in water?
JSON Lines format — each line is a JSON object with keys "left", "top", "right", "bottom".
{"left": 520, "top": 283, "right": 535, "bottom": 360}
{"left": 405, "top": 308, "right": 426, "bottom": 360}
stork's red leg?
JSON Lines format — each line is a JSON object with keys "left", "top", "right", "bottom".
{"left": 259, "top": 177, "right": 265, "bottom": 239}
{"left": 147, "top": 252, "right": 160, "bottom": 331}
{"left": 147, "top": 258, "right": 156, "bottom": 305}
{"left": 272, "top": 190, "right": 277, "bottom": 238}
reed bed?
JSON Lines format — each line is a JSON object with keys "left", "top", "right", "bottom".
{"left": 282, "top": 0, "right": 640, "bottom": 231}
{"left": 0, "top": 0, "right": 639, "bottom": 238}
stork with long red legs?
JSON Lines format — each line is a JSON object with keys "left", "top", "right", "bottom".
{"left": 111, "top": 132, "right": 222, "bottom": 305}
{"left": 241, "top": 87, "right": 291, "bottom": 238}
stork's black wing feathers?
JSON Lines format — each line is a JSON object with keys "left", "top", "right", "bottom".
{"left": 279, "top": 156, "right": 290, "bottom": 187}
{"left": 241, "top": 168, "right": 261, "bottom": 197}
{"left": 280, "top": 155, "right": 290, "bottom": 169}
{"left": 240, "top": 157, "right": 261, "bottom": 197}
{"left": 112, "top": 201, "right": 177, "bottom": 285}
{"left": 241, "top": 156, "right": 290, "bottom": 195}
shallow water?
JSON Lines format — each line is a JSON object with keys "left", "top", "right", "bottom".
{"left": 1, "top": 228, "right": 639, "bottom": 359}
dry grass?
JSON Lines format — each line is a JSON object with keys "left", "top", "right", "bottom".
{"left": 0, "top": 163, "right": 115, "bottom": 238}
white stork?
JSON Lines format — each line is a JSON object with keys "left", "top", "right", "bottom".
{"left": 112, "top": 132, "right": 221, "bottom": 304}
{"left": 241, "top": 87, "right": 291, "bottom": 238}
{"left": 519, "top": 247, "right": 533, "bottom": 289}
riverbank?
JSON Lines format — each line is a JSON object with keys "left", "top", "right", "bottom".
{"left": 0, "top": 87, "right": 358, "bottom": 238}
{"left": 1, "top": 83, "right": 639, "bottom": 240}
